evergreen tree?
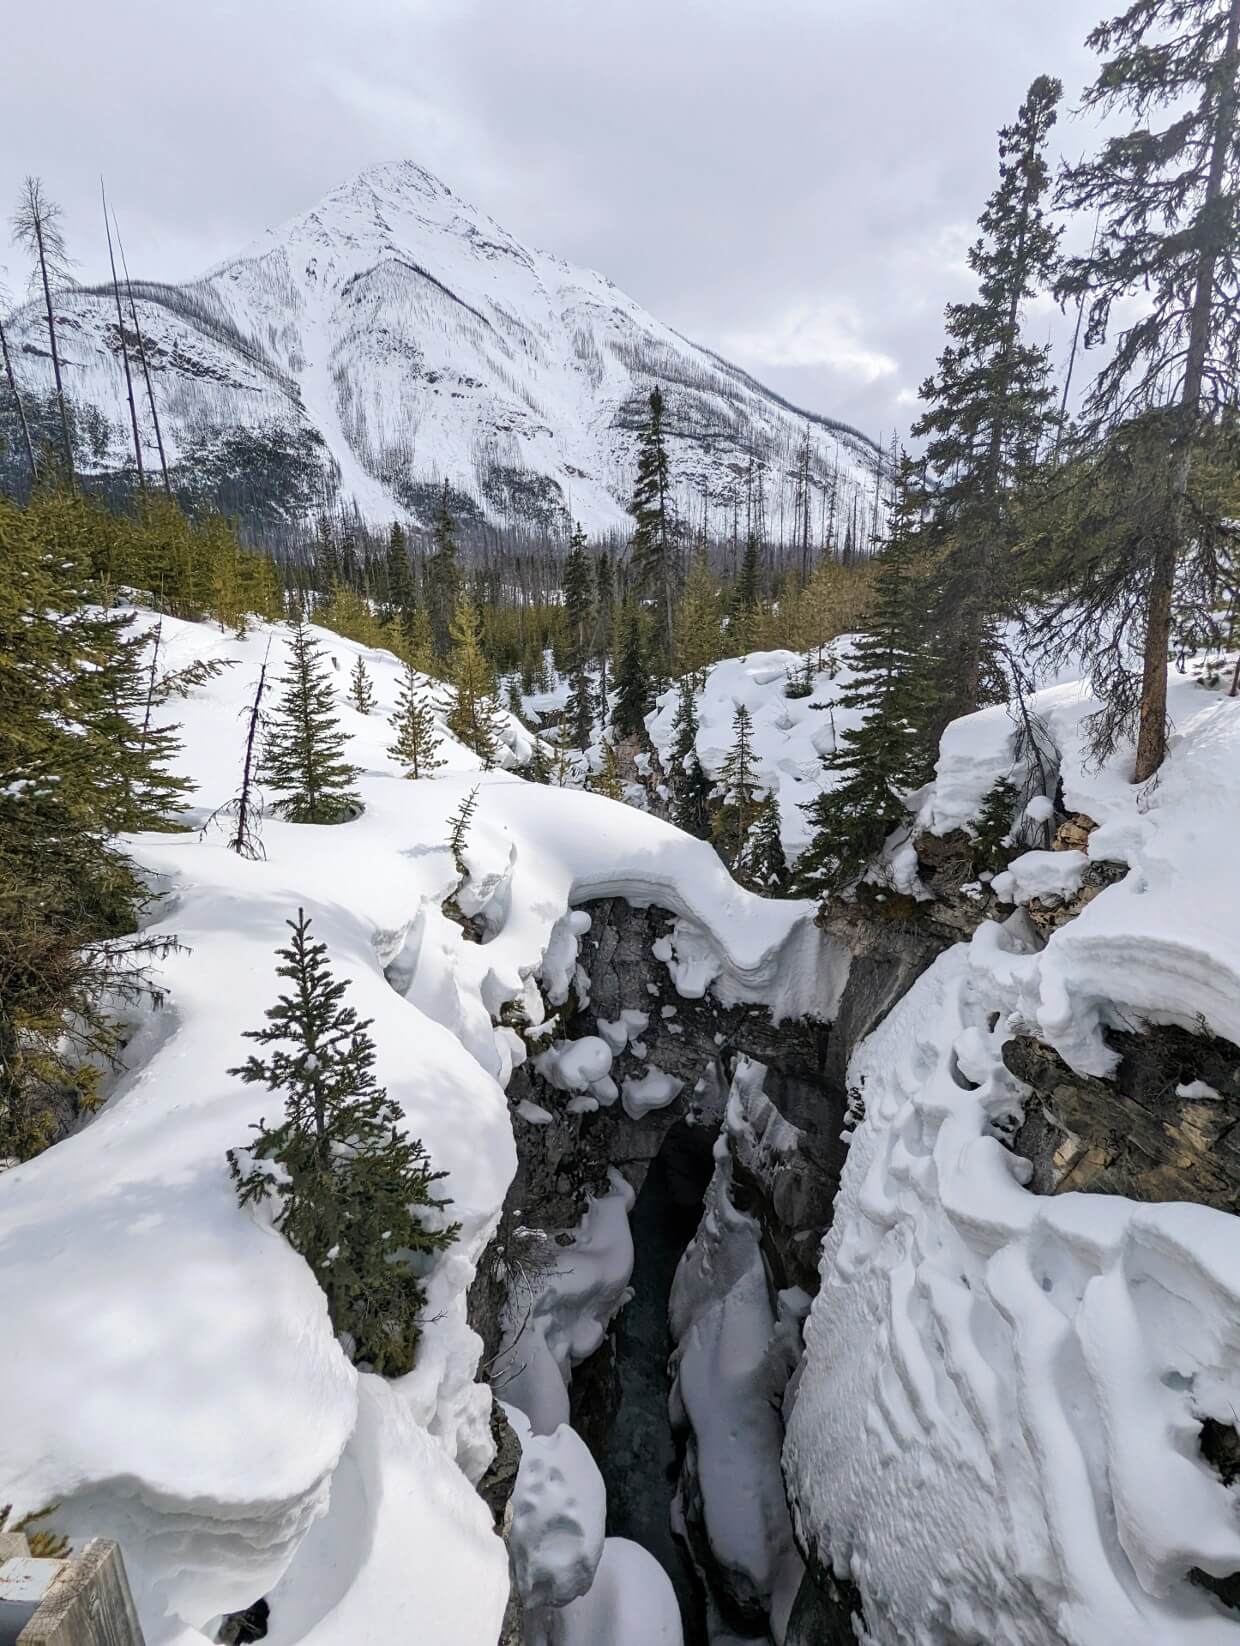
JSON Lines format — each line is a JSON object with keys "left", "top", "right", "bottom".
{"left": 228, "top": 911, "right": 455, "bottom": 1376}
{"left": 1045, "top": 0, "right": 1240, "bottom": 780}
{"left": 630, "top": 386, "right": 678, "bottom": 658}
{"left": 610, "top": 602, "right": 652, "bottom": 739}
{"left": 913, "top": 75, "right": 1063, "bottom": 730}
{"left": 388, "top": 663, "right": 445, "bottom": 779}
{"left": 676, "top": 548, "right": 724, "bottom": 683}
{"left": 794, "top": 519, "right": 939, "bottom": 897}
{"left": 446, "top": 786, "right": 479, "bottom": 878}
{"left": 563, "top": 523, "right": 595, "bottom": 671}
{"left": 667, "top": 677, "right": 711, "bottom": 838}
{"left": 348, "top": 656, "right": 376, "bottom": 715}
{"left": 525, "top": 741, "right": 552, "bottom": 784}
{"left": 566, "top": 664, "right": 596, "bottom": 751}
{"left": 594, "top": 550, "right": 616, "bottom": 657}
{"left": 384, "top": 522, "right": 417, "bottom": 636}
{"left": 711, "top": 703, "right": 762, "bottom": 875}
{"left": 729, "top": 532, "right": 762, "bottom": 652}
{"left": 92, "top": 623, "right": 190, "bottom": 833}
{"left": 0, "top": 493, "right": 180, "bottom": 1157}
{"left": 446, "top": 594, "right": 504, "bottom": 766}
{"left": 749, "top": 791, "right": 790, "bottom": 892}
{"left": 592, "top": 740, "right": 624, "bottom": 801}
{"left": 425, "top": 485, "right": 461, "bottom": 658}
{"left": 388, "top": 606, "right": 435, "bottom": 677}
{"left": 261, "top": 619, "right": 360, "bottom": 824}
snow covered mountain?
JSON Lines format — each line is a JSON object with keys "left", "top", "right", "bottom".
{"left": 3, "top": 161, "right": 880, "bottom": 535}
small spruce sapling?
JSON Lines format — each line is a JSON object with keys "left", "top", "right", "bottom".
{"left": 388, "top": 663, "right": 444, "bottom": 779}
{"left": 446, "top": 785, "right": 480, "bottom": 879}
{"left": 228, "top": 911, "right": 456, "bottom": 1376}
{"left": 348, "top": 656, "right": 376, "bottom": 714}
{"left": 749, "top": 791, "right": 790, "bottom": 892}
{"left": 260, "top": 619, "right": 360, "bottom": 824}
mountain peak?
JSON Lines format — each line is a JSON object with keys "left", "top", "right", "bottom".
{"left": 7, "top": 162, "right": 880, "bottom": 539}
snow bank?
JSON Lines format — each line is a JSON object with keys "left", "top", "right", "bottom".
{"left": 670, "top": 1072, "right": 805, "bottom": 1636}
{"left": 504, "top": 1412, "right": 607, "bottom": 1614}
{"left": 923, "top": 668, "right": 1240, "bottom": 1071}
{"left": 552, "top": 1537, "right": 684, "bottom": 1646}
{"left": 0, "top": 609, "right": 834, "bottom": 1646}
{"left": 494, "top": 1171, "right": 636, "bottom": 1435}
{"left": 647, "top": 646, "right": 868, "bottom": 862}
{"left": 787, "top": 667, "right": 1240, "bottom": 1644}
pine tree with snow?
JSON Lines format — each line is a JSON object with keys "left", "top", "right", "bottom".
{"left": 630, "top": 386, "right": 678, "bottom": 659}
{"left": 261, "top": 619, "right": 360, "bottom": 824}
{"left": 711, "top": 703, "right": 762, "bottom": 876}
{"left": 667, "top": 677, "right": 711, "bottom": 838}
{"left": 610, "top": 602, "right": 652, "bottom": 739}
{"left": 228, "top": 910, "right": 456, "bottom": 1376}
{"left": 348, "top": 656, "right": 376, "bottom": 715}
{"left": 913, "top": 75, "right": 1063, "bottom": 732}
{"left": 794, "top": 509, "right": 938, "bottom": 897}
{"left": 447, "top": 594, "right": 504, "bottom": 767}
{"left": 388, "top": 663, "right": 444, "bottom": 779}
{"left": 748, "top": 791, "right": 789, "bottom": 892}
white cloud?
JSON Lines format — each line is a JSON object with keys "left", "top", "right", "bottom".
{"left": 721, "top": 302, "right": 898, "bottom": 384}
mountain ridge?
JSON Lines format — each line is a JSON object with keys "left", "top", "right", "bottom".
{"left": 4, "top": 159, "right": 882, "bottom": 539}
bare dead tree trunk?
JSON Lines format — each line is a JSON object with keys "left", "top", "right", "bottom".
{"left": 140, "top": 618, "right": 163, "bottom": 756}
{"left": 229, "top": 645, "right": 271, "bottom": 858}
{"left": 26, "top": 197, "right": 74, "bottom": 480}
{"left": 112, "top": 211, "right": 172, "bottom": 496}
{"left": 1134, "top": 0, "right": 1240, "bottom": 783}
{"left": 0, "top": 311, "right": 37, "bottom": 484}
{"left": 102, "top": 181, "right": 145, "bottom": 492}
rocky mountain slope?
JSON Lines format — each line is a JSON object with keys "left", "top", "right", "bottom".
{"left": 3, "top": 162, "right": 879, "bottom": 536}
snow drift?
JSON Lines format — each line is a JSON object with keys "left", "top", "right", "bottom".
{"left": 785, "top": 665, "right": 1240, "bottom": 1644}
{"left": 0, "top": 609, "right": 837, "bottom": 1645}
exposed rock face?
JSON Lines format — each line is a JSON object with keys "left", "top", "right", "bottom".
{"left": 474, "top": 1404, "right": 526, "bottom": 1646}
{"left": 783, "top": 1556, "right": 866, "bottom": 1646}
{"left": 478, "top": 882, "right": 1240, "bottom": 1644}
{"left": 1005, "top": 1024, "right": 1240, "bottom": 1210}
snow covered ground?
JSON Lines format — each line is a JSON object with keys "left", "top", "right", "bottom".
{"left": 646, "top": 643, "right": 866, "bottom": 861}
{"left": 785, "top": 665, "right": 1240, "bottom": 1644}
{"left": 0, "top": 610, "right": 834, "bottom": 1646}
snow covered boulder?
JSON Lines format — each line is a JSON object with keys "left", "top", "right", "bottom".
{"left": 505, "top": 1415, "right": 606, "bottom": 1612}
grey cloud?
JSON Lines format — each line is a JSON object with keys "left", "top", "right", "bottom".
{"left": 3, "top": 0, "right": 1103, "bottom": 440}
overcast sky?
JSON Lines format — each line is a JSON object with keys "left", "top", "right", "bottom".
{"left": 1, "top": 0, "right": 1106, "bottom": 440}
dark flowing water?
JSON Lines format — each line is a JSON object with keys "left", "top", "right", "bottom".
{"left": 593, "top": 1121, "right": 715, "bottom": 1643}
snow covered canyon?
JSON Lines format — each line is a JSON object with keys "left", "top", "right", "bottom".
{"left": 2, "top": 612, "right": 1239, "bottom": 1646}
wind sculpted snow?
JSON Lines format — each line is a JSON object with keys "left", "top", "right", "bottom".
{"left": 0, "top": 608, "right": 837, "bottom": 1646}
{"left": 785, "top": 668, "right": 1240, "bottom": 1645}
